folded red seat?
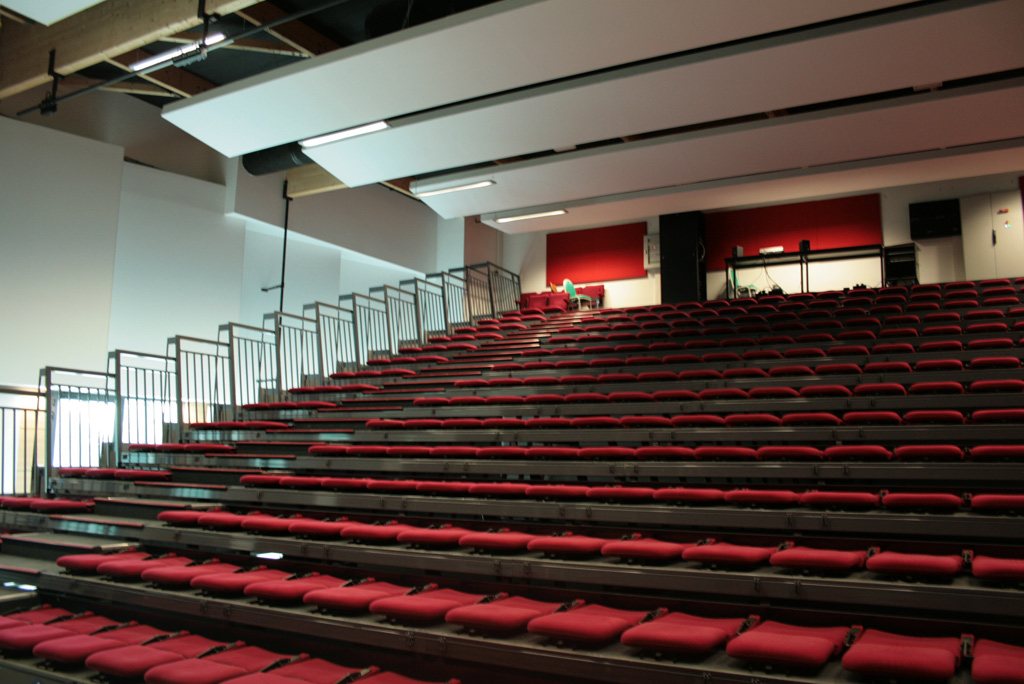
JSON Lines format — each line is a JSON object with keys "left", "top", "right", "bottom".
{"left": 277, "top": 476, "right": 327, "bottom": 489}
{"left": 799, "top": 491, "right": 881, "bottom": 507}
{"left": 634, "top": 446, "right": 696, "bottom": 460}
{"left": 0, "top": 614, "right": 120, "bottom": 652}
{"left": 113, "top": 469, "right": 172, "bottom": 480}
{"left": 570, "top": 416, "right": 622, "bottom": 428}
{"left": 840, "top": 411, "right": 902, "bottom": 425}
{"left": 244, "top": 574, "right": 350, "bottom": 602}
{"left": 467, "top": 483, "right": 530, "bottom": 497}
{"left": 524, "top": 447, "right": 579, "bottom": 459}
{"left": 525, "top": 417, "right": 573, "bottom": 428}
{"left": 601, "top": 536, "right": 693, "bottom": 561}
{"left": 303, "top": 581, "right": 412, "bottom": 613}
{"left": 524, "top": 484, "right": 590, "bottom": 499}
{"left": 29, "top": 498, "right": 95, "bottom": 513}
{"left": 694, "top": 446, "right": 757, "bottom": 460}
{"left": 31, "top": 623, "right": 169, "bottom": 664}
{"left": 196, "top": 511, "right": 256, "bottom": 529}
{"left": 799, "top": 385, "right": 852, "bottom": 397}
{"left": 725, "top": 413, "right": 783, "bottom": 427}
{"left": 683, "top": 541, "right": 779, "bottom": 566}
{"left": 141, "top": 559, "right": 242, "bottom": 586}
{"left": 748, "top": 387, "right": 800, "bottom": 398}
{"left": 320, "top": 478, "right": 370, "bottom": 491}
{"left": 527, "top": 533, "right": 610, "bottom": 556}
{"left": 192, "top": 568, "right": 292, "bottom": 594}
{"left": 386, "top": 446, "right": 432, "bottom": 457}
{"left": 724, "top": 489, "right": 800, "bottom": 505}
{"left": 968, "top": 445, "right": 1024, "bottom": 461}
{"left": 403, "top": 419, "right": 444, "bottom": 429}
{"left": 620, "top": 611, "right": 750, "bottom": 653}
{"left": 651, "top": 389, "right": 700, "bottom": 402}
{"left": 973, "top": 409, "right": 1024, "bottom": 424}
{"left": 428, "top": 446, "right": 478, "bottom": 458}
{"left": 909, "top": 381, "right": 964, "bottom": 395}
{"left": 651, "top": 488, "right": 725, "bottom": 503}
{"left": 971, "top": 639, "right": 1024, "bottom": 684}
{"left": 446, "top": 595, "right": 563, "bottom": 634}
{"left": 768, "top": 365, "right": 815, "bottom": 377}
{"left": 970, "top": 379, "right": 1024, "bottom": 393}
{"left": 769, "top": 545, "right": 869, "bottom": 571}
{"left": 866, "top": 550, "right": 967, "bottom": 576}
{"left": 585, "top": 486, "right": 655, "bottom": 501}
{"left": 970, "top": 356, "right": 1021, "bottom": 369}
{"left": 57, "top": 550, "right": 150, "bottom": 574}
{"left": 971, "top": 494, "right": 1024, "bottom": 512}
{"left": 361, "top": 671, "right": 461, "bottom": 684}
{"left": 85, "top": 634, "right": 228, "bottom": 679}
{"left": 414, "top": 481, "right": 473, "bottom": 494}
{"left": 903, "top": 410, "right": 966, "bottom": 425}
{"left": 893, "top": 445, "right": 964, "bottom": 461}
{"left": 915, "top": 358, "right": 964, "bottom": 371}
{"left": 340, "top": 521, "right": 417, "bottom": 542}
{"left": 527, "top": 603, "right": 653, "bottom": 644}
{"left": 726, "top": 621, "right": 853, "bottom": 669}
{"left": 370, "top": 587, "right": 485, "bottom": 623}
{"left": 143, "top": 644, "right": 290, "bottom": 684}
{"left": 239, "top": 474, "right": 287, "bottom": 487}
{"left": 458, "top": 529, "right": 537, "bottom": 552}
{"left": 364, "top": 479, "right": 419, "bottom": 492}
{"left": 96, "top": 554, "right": 193, "bottom": 580}
{"left": 827, "top": 345, "right": 870, "bottom": 357}
{"left": 882, "top": 492, "right": 964, "bottom": 510}
{"left": 972, "top": 556, "right": 1024, "bottom": 581}
{"left": 476, "top": 446, "right": 527, "bottom": 459}
{"left": 783, "top": 412, "right": 844, "bottom": 427}
{"left": 365, "top": 419, "right": 403, "bottom": 429}
{"left": 345, "top": 445, "right": 388, "bottom": 457}
{"left": 288, "top": 518, "right": 352, "bottom": 536}
{"left": 852, "top": 382, "right": 907, "bottom": 397}
{"left": 756, "top": 446, "right": 823, "bottom": 460}
{"left": 841, "top": 629, "right": 965, "bottom": 681}
{"left": 578, "top": 446, "right": 636, "bottom": 459}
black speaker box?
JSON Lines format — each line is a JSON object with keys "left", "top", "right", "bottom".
{"left": 660, "top": 211, "right": 706, "bottom": 303}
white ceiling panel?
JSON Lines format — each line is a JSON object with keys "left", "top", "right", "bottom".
{"left": 309, "top": 0, "right": 1024, "bottom": 188}
{"left": 484, "top": 140, "right": 1024, "bottom": 233}
{"left": 420, "top": 80, "right": 1024, "bottom": 219}
{"left": 162, "top": 0, "right": 911, "bottom": 158}
{"left": 4, "top": 0, "right": 106, "bottom": 25}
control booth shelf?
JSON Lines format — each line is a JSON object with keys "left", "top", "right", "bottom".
{"left": 724, "top": 244, "right": 884, "bottom": 299}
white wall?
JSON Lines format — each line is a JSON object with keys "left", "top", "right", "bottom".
{"left": 436, "top": 216, "right": 465, "bottom": 272}
{"left": 108, "top": 164, "right": 247, "bottom": 353}
{"left": 0, "top": 117, "right": 123, "bottom": 387}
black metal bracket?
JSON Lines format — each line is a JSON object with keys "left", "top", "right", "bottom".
{"left": 39, "top": 49, "right": 64, "bottom": 116}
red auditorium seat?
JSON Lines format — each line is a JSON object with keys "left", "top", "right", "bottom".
{"left": 0, "top": 605, "right": 74, "bottom": 629}
{"left": 585, "top": 485, "right": 655, "bottom": 501}
{"left": 468, "top": 482, "right": 531, "bottom": 496}
{"left": 188, "top": 657, "right": 364, "bottom": 684}
{"left": 770, "top": 545, "right": 869, "bottom": 571}
{"left": 698, "top": 388, "right": 749, "bottom": 400}
{"left": 970, "top": 379, "right": 1024, "bottom": 393}
{"left": 971, "top": 494, "right": 1024, "bottom": 512}
{"left": 841, "top": 411, "right": 902, "bottom": 425}
{"left": 191, "top": 568, "right": 293, "bottom": 594}
{"left": 866, "top": 550, "right": 967, "bottom": 576}
{"left": 85, "top": 634, "right": 227, "bottom": 679}
{"left": 527, "top": 533, "right": 610, "bottom": 556}
{"left": 341, "top": 521, "right": 417, "bottom": 542}
{"left": 0, "top": 614, "right": 120, "bottom": 652}
{"left": 683, "top": 542, "right": 778, "bottom": 566}
{"left": 141, "top": 559, "right": 242, "bottom": 586}
{"left": 971, "top": 556, "right": 1024, "bottom": 581}
{"left": 96, "top": 554, "right": 193, "bottom": 579}
{"left": 601, "top": 536, "right": 693, "bottom": 560}
{"left": 445, "top": 595, "right": 564, "bottom": 634}
{"left": 458, "top": 529, "right": 537, "bottom": 552}
{"left": 841, "top": 629, "right": 965, "bottom": 681}
{"left": 370, "top": 587, "right": 485, "bottom": 623}
{"left": 652, "top": 487, "right": 725, "bottom": 503}
{"left": 143, "top": 645, "right": 290, "bottom": 684}
{"left": 973, "top": 409, "right": 1024, "bottom": 424}
{"left": 882, "top": 492, "right": 964, "bottom": 509}
{"left": 908, "top": 382, "right": 964, "bottom": 395}
{"left": 781, "top": 412, "right": 843, "bottom": 426}
{"left": 903, "top": 410, "right": 966, "bottom": 425}
{"left": 695, "top": 446, "right": 758, "bottom": 460}
{"left": 915, "top": 358, "right": 964, "bottom": 371}
{"left": 970, "top": 356, "right": 1021, "bottom": 369}
{"left": 57, "top": 550, "right": 150, "bottom": 574}
{"left": 244, "top": 574, "right": 350, "bottom": 602}
{"left": 799, "top": 383, "right": 853, "bottom": 397}
{"left": 748, "top": 387, "right": 800, "bottom": 398}
{"left": 289, "top": 518, "right": 353, "bottom": 536}
{"left": 727, "top": 621, "right": 853, "bottom": 669}
{"left": 527, "top": 603, "right": 652, "bottom": 644}
{"left": 824, "top": 445, "right": 893, "bottom": 460}
{"left": 303, "top": 581, "right": 413, "bottom": 613}
{"left": 968, "top": 445, "right": 1024, "bottom": 460}
{"left": 651, "top": 389, "right": 699, "bottom": 402}
{"left": 31, "top": 623, "right": 172, "bottom": 665}
{"left": 724, "top": 489, "right": 800, "bottom": 505}
{"left": 799, "top": 491, "right": 881, "bottom": 508}
{"left": 620, "top": 612, "right": 749, "bottom": 654}
{"left": 893, "top": 445, "right": 964, "bottom": 460}
{"left": 971, "top": 639, "right": 1024, "bottom": 684}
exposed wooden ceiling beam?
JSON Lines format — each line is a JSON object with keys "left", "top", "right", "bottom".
{"left": 236, "top": 2, "right": 340, "bottom": 57}
{"left": 105, "top": 51, "right": 218, "bottom": 98}
{"left": 0, "top": 0, "right": 260, "bottom": 100}
{"left": 381, "top": 177, "right": 419, "bottom": 200}
{"left": 286, "top": 163, "right": 348, "bottom": 199}
{"left": 61, "top": 74, "right": 178, "bottom": 98}
{"left": 165, "top": 30, "right": 305, "bottom": 57}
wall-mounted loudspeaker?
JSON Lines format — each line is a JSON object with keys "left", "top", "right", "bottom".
{"left": 799, "top": 239, "right": 810, "bottom": 254}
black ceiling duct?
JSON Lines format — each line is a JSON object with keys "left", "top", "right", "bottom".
{"left": 242, "top": 143, "right": 314, "bottom": 175}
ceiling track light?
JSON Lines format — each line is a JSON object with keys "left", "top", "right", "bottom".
{"left": 129, "top": 33, "right": 226, "bottom": 72}
{"left": 299, "top": 121, "right": 390, "bottom": 148}
{"left": 414, "top": 180, "right": 496, "bottom": 198}
{"left": 495, "top": 209, "right": 567, "bottom": 224}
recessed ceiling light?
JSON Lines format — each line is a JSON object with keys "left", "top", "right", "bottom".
{"left": 495, "top": 209, "right": 567, "bottom": 223}
{"left": 414, "top": 180, "right": 495, "bottom": 198}
{"left": 299, "top": 121, "right": 390, "bottom": 148}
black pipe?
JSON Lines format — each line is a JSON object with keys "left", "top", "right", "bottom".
{"left": 280, "top": 181, "right": 292, "bottom": 313}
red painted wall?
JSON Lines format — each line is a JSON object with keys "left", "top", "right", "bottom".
{"left": 547, "top": 222, "right": 648, "bottom": 285}
{"left": 704, "top": 194, "right": 882, "bottom": 269}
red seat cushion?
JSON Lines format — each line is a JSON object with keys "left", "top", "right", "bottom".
{"left": 302, "top": 581, "right": 412, "bottom": 612}
{"left": 972, "top": 556, "right": 1024, "bottom": 581}
{"left": 524, "top": 484, "right": 590, "bottom": 499}
{"left": 970, "top": 379, "right": 1024, "bottom": 393}
{"left": 445, "top": 595, "right": 562, "bottom": 634}
{"left": 840, "top": 411, "right": 902, "bottom": 425}
{"left": 770, "top": 546, "right": 868, "bottom": 570}
{"left": 140, "top": 561, "right": 241, "bottom": 586}
{"left": 724, "top": 413, "right": 782, "bottom": 427}
{"left": 652, "top": 488, "right": 725, "bottom": 503}
{"left": 727, "top": 621, "right": 850, "bottom": 668}
{"left": 620, "top": 612, "right": 746, "bottom": 654}
{"left": 724, "top": 489, "right": 800, "bottom": 505}
{"left": 370, "top": 588, "right": 484, "bottom": 623}
{"left": 683, "top": 542, "right": 777, "bottom": 566}
{"left": 748, "top": 387, "right": 800, "bottom": 398}
{"left": 601, "top": 537, "right": 693, "bottom": 560}
{"left": 527, "top": 604, "right": 649, "bottom": 644}
{"left": 340, "top": 522, "right": 416, "bottom": 542}
{"left": 971, "top": 494, "right": 1024, "bottom": 511}
{"left": 190, "top": 568, "right": 291, "bottom": 594}
{"left": 756, "top": 446, "right": 823, "bottom": 460}
{"left": 244, "top": 574, "right": 349, "bottom": 601}
{"left": 882, "top": 492, "right": 963, "bottom": 510}
{"left": 841, "top": 629, "right": 963, "bottom": 680}
{"left": 144, "top": 645, "right": 287, "bottom": 684}
{"left": 852, "top": 382, "right": 906, "bottom": 396}
{"left": 85, "top": 635, "right": 225, "bottom": 678}
{"left": 288, "top": 519, "right": 352, "bottom": 536}
{"left": 396, "top": 526, "right": 472, "bottom": 546}
{"left": 671, "top": 414, "right": 727, "bottom": 427}
{"left": 799, "top": 385, "right": 852, "bottom": 398}
{"left": 97, "top": 555, "right": 192, "bottom": 579}
{"left": 56, "top": 550, "right": 150, "bottom": 574}
{"left": 799, "top": 491, "right": 881, "bottom": 507}
{"left": 866, "top": 550, "right": 965, "bottom": 576}
{"left": 969, "top": 445, "right": 1024, "bottom": 461}
{"left": 972, "top": 639, "right": 1024, "bottom": 684}
{"left": 973, "top": 409, "right": 1024, "bottom": 424}
{"left": 781, "top": 412, "right": 842, "bottom": 426}
{"left": 458, "top": 530, "right": 537, "bottom": 551}
{"left": 903, "top": 410, "right": 965, "bottom": 425}
{"left": 893, "top": 445, "right": 964, "bottom": 461}
{"left": 694, "top": 446, "right": 757, "bottom": 460}
{"left": 527, "top": 534, "right": 610, "bottom": 556}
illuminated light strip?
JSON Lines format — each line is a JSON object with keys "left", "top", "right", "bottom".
{"left": 299, "top": 121, "right": 390, "bottom": 148}
{"left": 129, "top": 33, "right": 226, "bottom": 71}
{"left": 415, "top": 180, "right": 495, "bottom": 198}
{"left": 495, "top": 209, "right": 567, "bottom": 224}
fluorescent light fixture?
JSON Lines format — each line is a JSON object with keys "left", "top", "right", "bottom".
{"left": 415, "top": 180, "right": 495, "bottom": 198}
{"left": 254, "top": 552, "right": 284, "bottom": 560}
{"left": 299, "top": 121, "right": 390, "bottom": 148}
{"left": 495, "top": 209, "right": 567, "bottom": 224}
{"left": 16, "top": 584, "right": 38, "bottom": 592}
{"left": 130, "top": 33, "right": 226, "bottom": 71}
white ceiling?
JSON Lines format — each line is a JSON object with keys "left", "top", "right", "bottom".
{"left": 3, "top": 0, "right": 106, "bottom": 25}
{"left": 162, "top": 0, "right": 1024, "bottom": 233}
